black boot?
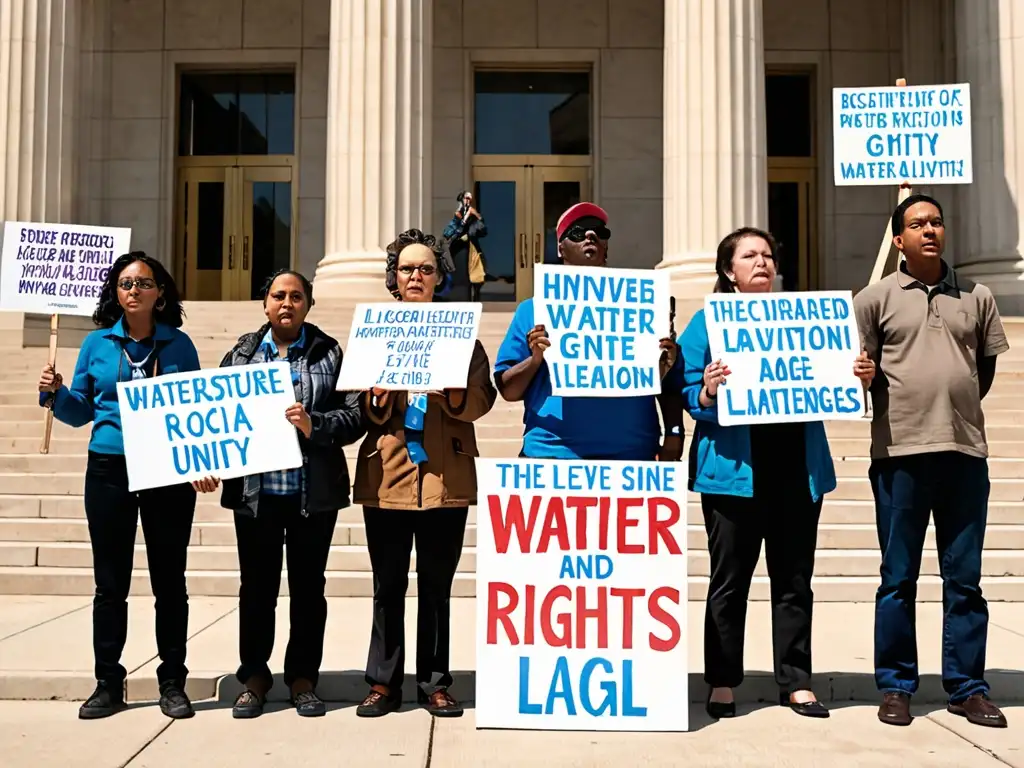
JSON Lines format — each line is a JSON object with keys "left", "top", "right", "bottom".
{"left": 159, "top": 680, "right": 195, "bottom": 719}
{"left": 79, "top": 682, "right": 127, "bottom": 720}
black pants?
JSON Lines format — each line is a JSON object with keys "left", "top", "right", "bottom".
{"left": 362, "top": 506, "right": 468, "bottom": 694}
{"left": 83, "top": 452, "right": 196, "bottom": 686}
{"left": 702, "top": 490, "right": 822, "bottom": 693}
{"left": 234, "top": 494, "right": 338, "bottom": 689}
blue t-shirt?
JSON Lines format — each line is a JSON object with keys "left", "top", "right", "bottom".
{"left": 40, "top": 318, "right": 201, "bottom": 455}
{"left": 493, "top": 298, "right": 679, "bottom": 460}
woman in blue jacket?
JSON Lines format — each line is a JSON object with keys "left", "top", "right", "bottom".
{"left": 680, "top": 228, "right": 875, "bottom": 721}
{"left": 37, "top": 252, "right": 201, "bottom": 722}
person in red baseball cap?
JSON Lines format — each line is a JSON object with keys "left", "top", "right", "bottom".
{"left": 492, "top": 202, "right": 684, "bottom": 461}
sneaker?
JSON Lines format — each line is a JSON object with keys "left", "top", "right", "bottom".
{"left": 418, "top": 687, "right": 464, "bottom": 718}
{"left": 79, "top": 683, "right": 127, "bottom": 720}
{"left": 355, "top": 688, "right": 401, "bottom": 717}
{"left": 292, "top": 690, "right": 327, "bottom": 718}
{"left": 158, "top": 680, "right": 195, "bottom": 719}
{"left": 231, "top": 689, "right": 265, "bottom": 719}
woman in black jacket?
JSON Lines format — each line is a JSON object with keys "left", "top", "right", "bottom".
{"left": 193, "top": 270, "right": 364, "bottom": 718}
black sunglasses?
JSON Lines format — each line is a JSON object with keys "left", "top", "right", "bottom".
{"left": 117, "top": 278, "right": 157, "bottom": 291}
{"left": 560, "top": 224, "right": 611, "bottom": 243}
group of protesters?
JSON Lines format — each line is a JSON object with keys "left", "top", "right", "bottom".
{"left": 37, "top": 195, "right": 1009, "bottom": 731}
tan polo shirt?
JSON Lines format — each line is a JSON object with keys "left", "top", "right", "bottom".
{"left": 853, "top": 260, "right": 1009, "bottom": 459}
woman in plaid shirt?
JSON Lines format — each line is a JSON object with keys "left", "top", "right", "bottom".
{"left": 193, "top": 270, "right": 365, "bottom": 719}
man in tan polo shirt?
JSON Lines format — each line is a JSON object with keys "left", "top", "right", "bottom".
{"left": 854, "top": 193, "right": 1009, "bottom": 729}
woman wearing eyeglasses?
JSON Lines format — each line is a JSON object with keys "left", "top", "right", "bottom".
{"left": 37, "top": 252, "right": 201, "bottom": 721}
{"left": 192, "top": 269, "right": 365, "bottom": 719}
{"left": 353, "top": 229, "right": 497, "bottom": 719}
{"left": 494, "top": 202, "right": 684, "bottom": 462}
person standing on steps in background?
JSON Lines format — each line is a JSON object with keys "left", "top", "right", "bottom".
{"left": 37, "top": 251, "right": 201, "bottom": 721}
{"left": 680, "top": 227, "right": 875, "bottom": 722}
{"left": 493, "top": 202, "right": 684, "bottom": 462}
{"left": 443, "top": 190, "right": 488, "bottom": 302}
{"left": 192, "top": 269, "right": 365, "bottom": 720}
{"left": 855, "top": 194, "right": 1010, "bottom": 730}
{"left": 353, "top": 229, "right": 496, "bottom": 719}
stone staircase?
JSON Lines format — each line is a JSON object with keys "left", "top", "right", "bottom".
{"left": 0, "top": 303, "right": 1023, "bottom": 601}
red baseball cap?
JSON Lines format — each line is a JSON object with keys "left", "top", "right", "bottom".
{"left": 556, "top": 202, "right": 608, "bottom": 240}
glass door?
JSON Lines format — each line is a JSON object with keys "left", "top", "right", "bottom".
{"left": 767, "top": 165, "right": 817, "bottom": 291}
{"left": 470, "top": 164, "right": 592, "bottom": 303}
{"left": 239, "top": 166, "right": 294, "bottom": 300}
{"left": 177, "top": 167, "right": 234, "bottom": 301}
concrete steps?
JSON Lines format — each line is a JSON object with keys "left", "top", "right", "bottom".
{"left": 0, "top": 304, "right": 1023, "bottom": 601}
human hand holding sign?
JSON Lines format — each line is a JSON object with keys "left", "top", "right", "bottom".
{"left": 286, "top": 402, "right": 312, "bottom": 438}
{"left": 527, "top": 324, "right": 550, "bottom": 363}
{"left": 701, "top": 359, "right": 731, "bottom": 407}
{"left": 38, "top": 364, "right": 63, "bottom": 393}
{"left": 192, "top": 477, "right": 220, "bottom": 493}
{"left": 853, "top": 350, "right": 875, "bottom": 385}
{"left": 658, "top": 337, "right": 678, "bottom": 379}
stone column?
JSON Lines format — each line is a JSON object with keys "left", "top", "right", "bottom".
{"left": 657, "top": 0, "right": 767, "bottom": 318}
{"left": 314, "top": 0, "right": 432, "bottom": 299}
{"left": 953, "top": 0, "right": 1024, "bottom": 313}
{"left": 0, "top": 0, "right": 79, "bottom": 222}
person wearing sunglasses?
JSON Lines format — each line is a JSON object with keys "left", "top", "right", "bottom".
{"left": 493, "top": 203, "right": 684, "bottom": 462}
{"left": 37, "top": 251, "right": 201, "bottom": 721}
{"left": 353, "top": 229, "right": 496, "bottom": 719}
{"left": 191, "top": 269, "right": 365, "bottom": 719}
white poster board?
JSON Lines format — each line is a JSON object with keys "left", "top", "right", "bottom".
{"left": 533, "top": 265, "right": 670, "bottom": 397}
{"left": 0, "top": 221, "right": 131, "bottom": 316}
{"left": 118, "top": 362, "right": 302, "bottom": 492}
{"left": 833, "top": 83, "right": 972, "bottom": 185}
{"left": 336, "top": 302, "right": 482, "bottom": 391}
{"left": 475, "top": 458, "right": 689, "bottom": 732}
{"left": 704, "top": 291, "right": 865, "bottom": 426}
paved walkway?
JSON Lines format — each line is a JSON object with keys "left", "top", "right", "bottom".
{"left": 1, "top": 597, "right": 1023, "bottom": 766}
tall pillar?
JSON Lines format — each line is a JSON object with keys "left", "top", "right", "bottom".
{"left": 953, "top": 0, "right": 1024, "bottom": 313}
{"left": 314, "top": 0, "right": 432, "bottom": 299}
{"left": 657, "top": 0, "right": 767, "bottom": 319}
{"left": 0, "top": 0, "right": 79, "bottom": 223}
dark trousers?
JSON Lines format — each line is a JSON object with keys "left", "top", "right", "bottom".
{"left": 871, "top": 452, "right": 990, "bottom": 702}
{"left": 702, "top": 490, "right": 822, "bottom": 693}
{"left": 234, "top": 494, "right": 338, "bottom": 689}
{"left": 83, "top": 452, "right": 196, "bottom": 686}
{"left": 362, "top": 506, "right": 468, "bottom": 694}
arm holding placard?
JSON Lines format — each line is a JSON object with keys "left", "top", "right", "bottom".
{"left": 433, "top": 341, "right": 497, "bottom": 423}
{"left": 493, "top": 302, "right": 548, "bottom": 402}
{"left": 679, "top": 310, "right": 727, "bottom": 424}
{"left": 38, "top": 335, "right": 96, "bottom": 428}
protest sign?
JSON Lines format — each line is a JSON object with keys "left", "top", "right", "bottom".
{"left": 0, "top": 221, "right": 131, "bottom": 316}
{"left": 833, "top": 83, "right": 972, "bottom": 186}
{"left": 704, "top": 291, "right": 865, "bottom": 426}
{"left": 534, "top": 265, "right": 670, "bottom": 397}
{"left": 335, "top": 302, "right": 481, "bottom": 391}
{"left": 118, "top": 362, "right": 302, "bottom": 492}
{"left": 475, "top": 458, "right": 688, "bottom": 732}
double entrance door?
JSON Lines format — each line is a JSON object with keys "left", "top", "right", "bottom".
{"left": 469, "top": 159, "right": 590, "bottom": 303}
{"left": 175, "top": 159, "right": 295, "bottom": 301}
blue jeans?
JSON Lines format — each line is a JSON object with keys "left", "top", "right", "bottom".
{"left": 871, "top": 452, "right": 990, "bottom": 702}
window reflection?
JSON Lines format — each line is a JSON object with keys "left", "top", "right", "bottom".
{"left": 473, "top": 181, "right": 516, "bottom": 301}
{"left": 250, "top": 181, "right": 292, "bottom": 299}
{"left": 179, "top": 73, "right": 295, "bottom": 156}
{"left": 475, "top": 71, "right": 590, "bottom": 155}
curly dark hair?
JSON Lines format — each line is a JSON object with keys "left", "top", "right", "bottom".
{"left": 92, "top": 251, "right": 185, "bottom": 328}
{"left": 713, "top": 227, "right": 778, "bottom": 293}
{"left": 384, "top": 228, "right": 455, "bottom": 300}
{"left": 260, "top": 269, "right": 315, "bottom": 307}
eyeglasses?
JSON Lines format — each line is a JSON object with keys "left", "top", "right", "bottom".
{"left": 398, "top": 264, "right": 437, "bottom": 276}
{"left": 561, "top": 224, "right": 611, "bottom": 243}
{"left": 117, "top": 278, "right": 157, "bottom": 291}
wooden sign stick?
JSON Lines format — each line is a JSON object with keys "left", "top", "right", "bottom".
{"left": 40, "top": 313, "right": 59, "bottom": 454}
{"left": 868, "top": 78, "right": 913, "bottom": 285}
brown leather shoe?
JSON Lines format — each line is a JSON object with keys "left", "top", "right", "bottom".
{"left": 878, "top": 692, "right": 912, "bottom": 726}
{"left": 947, "top": 694, "right": 1008, "bottom": 728}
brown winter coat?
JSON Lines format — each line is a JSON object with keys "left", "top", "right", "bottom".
{"left": 353, "top": 341, "right": 497, "bottom": 510}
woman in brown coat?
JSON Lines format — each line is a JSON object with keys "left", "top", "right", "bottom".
{"left": 354, "top": 229, "right": 496, "bottom": 719}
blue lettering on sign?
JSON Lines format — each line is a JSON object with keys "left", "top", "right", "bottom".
{"left": 559, "top": 554, "right": 614, "bottom": 579}
{"left": 518, "top": 656, "right": 648, "bottom": 717}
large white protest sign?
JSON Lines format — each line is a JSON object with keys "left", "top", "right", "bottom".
{"left": 534, "top": 265, "right": 670, "bottom": 398}
{"left": 336, "top": 302, "right": 481, "bottom": 391}
{"left": 833, "top": 83, "right": 972, "bottom": 186}
{"left": 118, "top": 362, "right": 302, "bottom": 492}
{"left": 476, "top": 458, "right": 688, "bottom": 732}
{"left": 704, "top": 291, "right": 865, "bottom": 426}
{"left": 0, "top": 221, "right": 131, "bottom": 316}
